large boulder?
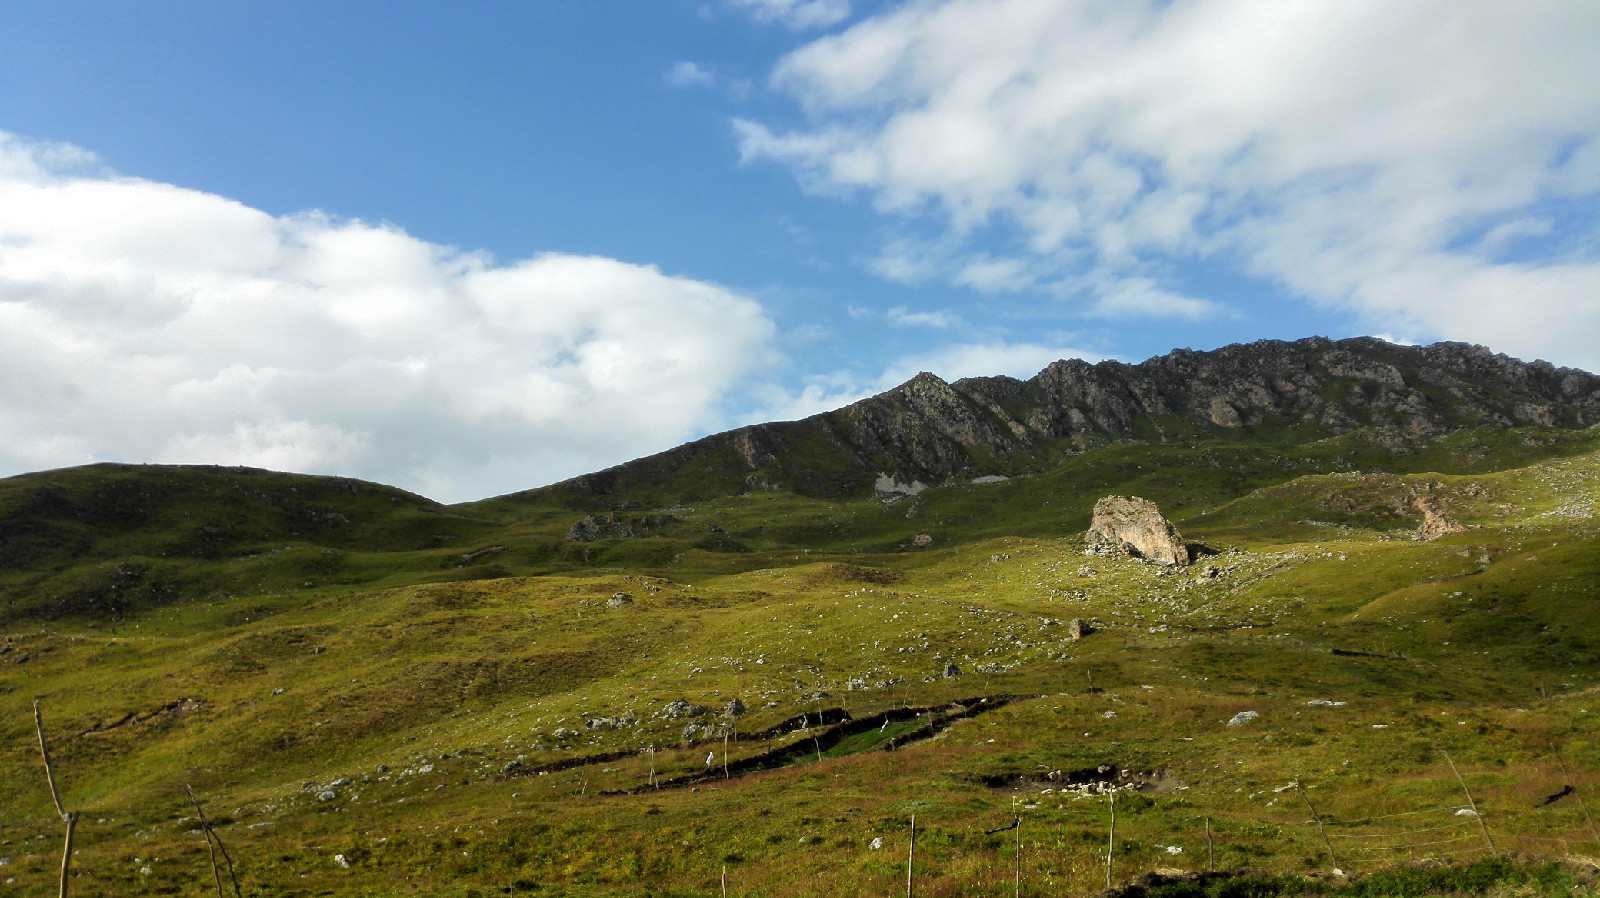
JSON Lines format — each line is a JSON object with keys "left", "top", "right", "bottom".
{"left": 1085, "top": 496, "right": 1191, "bottom": 566}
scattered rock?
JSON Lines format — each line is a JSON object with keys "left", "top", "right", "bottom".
{"left": 870, "top": 837, "right": 884, "bottom": 850}
{"left": 1195, "top": 565, "right": 1221, "bottom": 582}
{"left": 942, "top": 663, "right": 962, "bottom": 678}
{"left": 551, "top": 728, "right": 578, "bottom": 739}
{"left": 586, "top": 716, "right": 631, "bottom": 730}
{"left": 723, "top": 698, "right": 746, "bottom": 718}
{"left": 566, "top": 512, "right": 677, "bottom": 542}
{"left": 1226, "top": 711, "right": 1259, "bottom": 727}
{"left": 912, "top": 533, "right": 934, "bottom": 548}
{"left": 606, "top": 592, "right": 633, "bottom": 608}
{"left": 1067, "top": 619, "right": 1090, "bottom": 641}
{"left": 1086, "top": 496, "right": 1191, "bottom": 566}
{"left": 1305, "top": 699, "right": 1346, "bottom": 707}
{"left": 1076, "top": 565, "right": 1096, "bottom": 578}
{"left": 333, "top": 854, "right": 351, "bottom": 869}
{"left": 660, "top": 700, "right": 710, "bottom": 720}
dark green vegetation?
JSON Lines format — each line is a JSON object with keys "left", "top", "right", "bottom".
{"left": 3, "top": 338, "right": 1600, "bottom": 897}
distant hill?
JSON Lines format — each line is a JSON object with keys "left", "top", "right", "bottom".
{"left": 480, "top": 336, "right": 1600, "bottom": 510}
{"left": 0, "top": 464, "right": 496, "bottom": 620}
{"left": 3, "top": 336, "right": 1597, "bottom": 623}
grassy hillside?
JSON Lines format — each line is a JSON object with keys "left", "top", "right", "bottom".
{"left": 1, "top": 425, "right": 1598, "bottom": 896}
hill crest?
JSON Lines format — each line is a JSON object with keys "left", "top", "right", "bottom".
{"left": 496, "top": 336, "right": 1600, "bottom": 508}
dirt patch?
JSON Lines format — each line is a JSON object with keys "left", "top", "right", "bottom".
{"left": 979, "top": 765, "right": 1172, "bottom": 795}
{"left": 801, "top": 563, "right": 905, "bottom": 587}
{"left": 81, "top": 697, "right": 205, "bottom": 737}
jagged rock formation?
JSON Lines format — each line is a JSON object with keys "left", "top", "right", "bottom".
{"left": 501, "top": 337, "right": 1600, "bottom": 506}
{"left": 1085, "top": 496, "right": 1191, "bottom": 566}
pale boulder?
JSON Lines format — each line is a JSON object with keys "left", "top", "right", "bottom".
{"left": 1085, "top": 496, "right": 1191, "bottom": 566}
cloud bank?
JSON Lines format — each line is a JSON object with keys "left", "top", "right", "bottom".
{"left": 0, "top": 133, "right": 775, "bottom": 502}
{"left": 738, "top": 0, "right": 1600, "bottom": 369}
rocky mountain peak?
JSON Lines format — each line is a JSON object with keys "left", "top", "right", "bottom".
{"left": 519, "top": 337, "right": 1600, "bottom": 507}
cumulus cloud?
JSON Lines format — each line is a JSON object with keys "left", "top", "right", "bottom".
{"left": 727, "top": 0, "right": 850, "bottom": 30}
{"left": 666, "top": 61, "right": 715, "bottom": 89}
{"left": 0, "top": 132, "right": 775, "bottom": 501}
{"left": 739, "top": 0, "right": 1600, "bottom": 369}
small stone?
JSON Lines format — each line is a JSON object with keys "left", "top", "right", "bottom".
{"left": 942, "top": 663, "right": 962, "bottom": 679}
{"left": 912, "top": 534, "right": 934, "bottom": 548}
{"left": 1067, "top": 619, "right": 1090, "bottom": 641}
{"left": 870, "top": 837, "right": 884, "bottom": 850}
{"left": 1226, "top": 711, "right": 1259, "bottom": 727}
{"left": 724, "top": 698, "right": 746, "bottom": 718}
{"left": 333, "top": 853, "right": 351, "bottom": 869}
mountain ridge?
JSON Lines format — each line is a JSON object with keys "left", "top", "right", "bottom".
{"left": 491, "top": 336, "right": 1600, "bottom": 510}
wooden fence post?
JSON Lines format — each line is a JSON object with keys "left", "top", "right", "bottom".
{"left": 907, "top": 814, "right": 916, "bottom": 898}
{"left": 184, "top": 784, "right": 242, "bottom": 898}
{"left": 1105, "top": 791, "right": 1116, "bottom": 890}
{"left": 1441, "top": 749, "right": 1497, "bottom": 855}
{"left": 1295, "top": 782, "right": 1341, "bottom": 874}
{"left": 34, "top": 700, "right": 77, "bottom": 898}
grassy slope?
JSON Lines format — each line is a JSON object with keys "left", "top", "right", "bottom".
{"left": 0, "top": 427, "right": 1598, "bottom": 896}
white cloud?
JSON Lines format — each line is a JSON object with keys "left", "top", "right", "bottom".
{"left": 885, "top": 305, "right": 960, "bottom": 329}
{"left": 1081, "top": 276, "right": 1225, "bottom": 321}
{"left": 742, "top": 0, "right": 1600, "bottom": 371}
{"left": 727, "top": 0, "right": 850, "bottom": 30}
{"left": 666, "top": 61, "right": 715, "bottom": 89}
{"left": 953, "top": 255, "right": 1034, "bottom": 294}
{"left": 0, "top": 132, "right": 776, "bottom": 502}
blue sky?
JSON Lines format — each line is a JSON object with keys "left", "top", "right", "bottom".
{"left": 2, "top": 1, "right": 1598, "bottom": 501}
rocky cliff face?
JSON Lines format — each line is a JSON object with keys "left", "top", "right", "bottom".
{"left": 526, "top": 337, "right": 1600, "bottom": 505}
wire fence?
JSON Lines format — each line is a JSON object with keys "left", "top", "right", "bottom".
{"left": 5, "top": 746, "right": 1600, "bottom": 898}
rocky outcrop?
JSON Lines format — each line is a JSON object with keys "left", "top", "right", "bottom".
{"left": 566, "top": 513, "right": 677, "bottom": 542}
{"left": 505, "top": 338, "right": 1600, "bottom": 506}
{"left": 1085, "top": 496, "right": 1191, "bottom": 566}
{"left": 1413, "top": 495, "right": 1466, "bottom": 541}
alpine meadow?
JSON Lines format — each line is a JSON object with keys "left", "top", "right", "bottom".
{"left": 4, "top": 2, "right": 1600, "bottom": 897}
{"left": 4, "top": 338, "right": 1600, "bottom": 897}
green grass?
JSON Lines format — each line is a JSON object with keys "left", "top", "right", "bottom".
{"left": 2, "top": 425, "right": 1599, "bottom": 896}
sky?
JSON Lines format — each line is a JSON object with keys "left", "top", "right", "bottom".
{"left": 1, "top": 0, "right": 1598, "bottom": 502}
